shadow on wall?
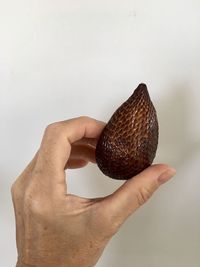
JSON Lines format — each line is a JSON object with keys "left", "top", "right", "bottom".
{"left": 83, "top": 84, "right": 200, "bottom": 267}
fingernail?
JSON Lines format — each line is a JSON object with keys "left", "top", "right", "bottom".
{"left": 158, "top": 168, "right": 176, "bottom": 185}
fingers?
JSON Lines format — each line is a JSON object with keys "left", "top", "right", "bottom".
{"left": 73, "top": 138, "right": 98, "bottom": 147}
{"left": 69, "top": 144, "right": 96, "bottom": 164}
{"left": 35, "top": 116, "right": 105, "bottom": 183}
{"left": 65, "top": 144, "right": 97, "bottom": 169}
{"left": 102, "top": 164, "right": 176, "bottom": 227}
{"left": 61, "top": 117, "right": 105, "bottom": 144}
{"left": 65, "top": 159, "right": 89, "bottom": 169}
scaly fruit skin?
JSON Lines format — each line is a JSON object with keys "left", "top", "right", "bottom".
{"left": 95, "top": 83, "right": 159, "bottom": 180}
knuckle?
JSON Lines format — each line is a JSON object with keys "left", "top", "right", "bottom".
{"left": 78, "top": 116, "right": 91, "bottom": 122}
{"left": 24, "top": 189, "right": 34, "bottom": 207}
{"left": 43, "top": 122, "right": 64, "bottom": 141}
{"left": 136, "top": 186, "right": 153, "bottom": 206}
{"left": 11, "top": 182, "right": 17, "bottom": 199}
{"left": 23, "top": 184, "right": 51, "bottom": 218}
{"left": 45, "top": 122, "right": 62, "bottom": 133}
{"left": 11, "top": 180, "right": 22, "bottom": 201}
{"left": 24, "top": 190, "right": 43, "bottom": 215}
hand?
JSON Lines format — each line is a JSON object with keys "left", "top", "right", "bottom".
{"left": 11, "top": 116, "right": 176, "bottom": 267}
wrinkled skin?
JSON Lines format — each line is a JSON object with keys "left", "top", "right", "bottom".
{"left": 11, "top": 117, "right": 175, "bottom": 267}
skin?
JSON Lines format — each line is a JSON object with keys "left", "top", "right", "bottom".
{"left": 11, "top": 116, "right": 176, "bottom": 267}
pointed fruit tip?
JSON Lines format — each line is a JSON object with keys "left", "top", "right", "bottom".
{"left": 138, "top": 83, "right": 147, "bottom": 90}
{"left": 132, "top": 83, "right": 149, "bottom": 97}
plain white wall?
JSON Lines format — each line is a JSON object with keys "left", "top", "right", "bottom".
{"left": 1, "top": 0, "right": 200, "bottom": 266}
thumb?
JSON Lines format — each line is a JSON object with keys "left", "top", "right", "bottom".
{"left": 103, "top": 164, "right": 176, "bottom": 225}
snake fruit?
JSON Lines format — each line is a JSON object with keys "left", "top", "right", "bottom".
{"left": 95, "top": 83, "right": 159, "bottom": 180}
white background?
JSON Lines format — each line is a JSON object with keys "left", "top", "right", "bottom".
{"left": 1, "top": 1, "right": 200, "bottom": 266}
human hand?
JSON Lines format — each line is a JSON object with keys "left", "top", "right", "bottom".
{"left": 11, "top": 116, "right": 176, "bottom": 267}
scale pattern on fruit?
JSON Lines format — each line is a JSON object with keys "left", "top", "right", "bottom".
{"left": 95, "top": 83, "right": 159, "bottom": 180}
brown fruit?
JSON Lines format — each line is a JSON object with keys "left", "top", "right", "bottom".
{"left": 95, "top": 83, "right": 159, "bottom": 180}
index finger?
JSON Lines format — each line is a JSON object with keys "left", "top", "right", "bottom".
{"left": 37, "top": 116, "right": 105, "bottom": 172}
